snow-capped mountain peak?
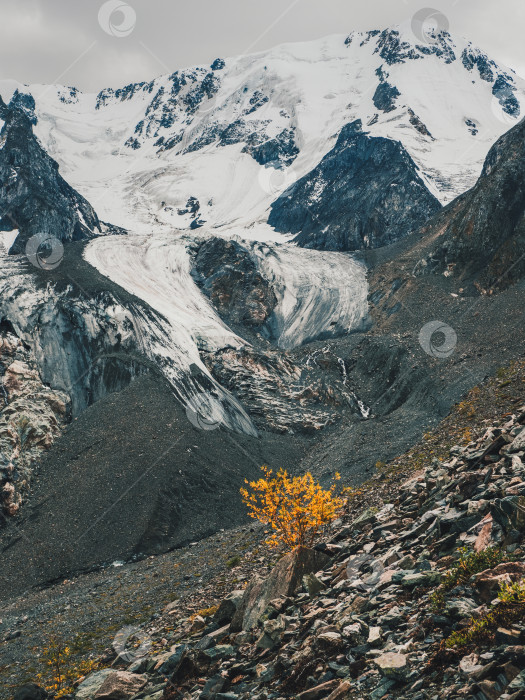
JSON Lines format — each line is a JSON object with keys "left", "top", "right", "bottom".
{"left": 0, "top": 25, "right": 518, "bottom": 243}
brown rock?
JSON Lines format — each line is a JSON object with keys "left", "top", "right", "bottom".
{"left": 189, "top": 615, "right": 205, "bottom": 634}
{"left": 326, "top": 681, "right": 352, "bottom": 699}
{"left": 474, "top": 514, "right": 493, "bottom": 552}
{"left": 495, "top": 627, "right": 522, "bottom": 644}
{"left": 317, "top": 631, "right": 343, "bottom": 651}
{"left": 297, "top": 679, "right": 339, "bottom": 700}
{"left": 474, "top": 679, "right": 500, "bottom": 700}
{"left": 212, "top": 589, "right": 245, "bottom": 626}
{"left": 94, "top": 671, "right": 147, "bottom": 699}
{"left": 231, "top": 546, "right": 330, "bottom": 631}
{"left": 502, "top": 661, "right": 522, "bottom": 683}
{"left": 347, "top": 595, "right": 368, "bottom": 613}
{"left": 473, "top": 562, "right": 525, "bottom": 602}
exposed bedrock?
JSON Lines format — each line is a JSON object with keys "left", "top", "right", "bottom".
{"left": 268, "top": 119, "right": 441, "bottom": 251}
{"left": 191, "top": 237, "right": 277, "bottom": 328}
{"left": 202, "top": 344, "right": 359, "bottom": 435}
{"left": 0, "top": 96, "right": 104, "bottom": 254}
{"left": 0, "top": 328, "right": 69, "bottom": 522}
{"left": 0, "top": 246, "right": 256, "bottom": 439}
{"left": 415, "top": 115, "right": 525, "bottom": 288}
{"left": 0, "top": 269, "right": 150, "bottom": 417}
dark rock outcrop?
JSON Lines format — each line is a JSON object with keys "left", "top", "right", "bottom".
{"left": 242, "top": 127, "right": 299, "bottom": 167}
{"left": 0, "top": 96, "right": 102, "bottom": 254}
{"left": 492, "top": 74, "right": 521, "bottom": 117}
{"left": 13, "top": 684, "right": 48, "bottom": 700}
{"left": 374, "top": 28, "right": 456, "bottom": 65}
{"left": 408, "top": 108, "right": 433, "bottom": 138}
{"left": 461, "top": 47, "right": 495, "bottom": 82}
{"left": 268, "top": 120, "right": 441, "bottom": 251}
{"left": 373, "top": 80, "right": 400, "bottom": 112}
{"left": 192, "top": 238, "right": 277, "bottom": 327}
{"left": 416, "top": 116, "right": 525, "bottom": 288}
{"left": 202, "top": 344, "right": 352, "bottom": 434}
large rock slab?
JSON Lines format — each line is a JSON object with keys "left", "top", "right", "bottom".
{"left": 94, "top": 671, "right": 147, "bottom": 699}
{"left": 473, "top": 562, "right": 525, "bottom": 602}
{"left": 510, "top": 427, "right": 525, "bottom": 453}
{"left": 213, "top": 589, "right": 245, "bottom": 626}
{"left": 13, "top": 685, "right": 48, "bottom": 700}
{"left": 75, "top": 669, "right": 114, "bottom": 699}
{"left": 491, "top": 496, "right": 525, "bottom": 532}
{"left": 373, "top": 652, "right": 408, "bottom": 679}
{"left": 231, "top": 546, "right": 330, "bottom": 631}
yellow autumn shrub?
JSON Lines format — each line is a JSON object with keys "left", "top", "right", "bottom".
{"left": 240, "top": 466, "right": 342, "bottom": 549}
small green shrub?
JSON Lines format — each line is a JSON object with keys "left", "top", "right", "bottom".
{"left": 226, "top": 555, "right": 242, "bottom": 568}
{"left": 444, "top": 578, "right": 525, "bottom": 649}
{"left": 431, "top": 547, "right": 509, "bottom": 610}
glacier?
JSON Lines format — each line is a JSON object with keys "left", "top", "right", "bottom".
{"left": 1, "top": 24, "right": 524, "bottom": 434}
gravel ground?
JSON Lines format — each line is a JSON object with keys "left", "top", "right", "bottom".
{"left": 1, "top": 358, "right": 524, "bottom": 698}
{"left": 0, "top": 522, "right": 275, "bottom": 698}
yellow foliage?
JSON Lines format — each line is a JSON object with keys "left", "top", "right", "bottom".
{"left": 240, "top": 466, "right": 342, "bottom": 550}
{"left": 36, "top": 636, "right": 99, "bottom": 697}
{"left": 341, "top": 485, "right": 365, "bottom": 509}
{"left": 191, "top": 604, "right": 220, "bottom": 620}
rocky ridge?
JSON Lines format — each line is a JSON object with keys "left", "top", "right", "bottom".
{"left": 0, "top": 96, "right": 105, "bottom": 255}
{"left": 0, "top": 327, "right": 69, "bottom": 521}
{"left": 268, "top": 120, "right": 441, "bottom": 251}
{"left": 191, "top": 238, "right": 277, "bottom": 330}
{"left": 414, "top": 115, "right": 525, "bottom": 289}
{"left": 28, "top": 402, "right": 525, "bottom": 700}
{"left": 202, "top": 345, "right": 354, "bottom": 434}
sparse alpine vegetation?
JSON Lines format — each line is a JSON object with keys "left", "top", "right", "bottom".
{"left": 13, "top": 386, "right": 525, "bottom": 700}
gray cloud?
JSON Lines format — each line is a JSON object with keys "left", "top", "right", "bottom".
{"left": 0, "top": 0, "right": 523, "bottom": 92}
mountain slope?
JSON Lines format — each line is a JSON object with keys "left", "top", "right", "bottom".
{"left": 0, "top": 95, "right": 103, "bottom": 255}
{"left": 268, "top": 119, "right": 442, "bottom": 250}
{"left": 0, "top": 25, "right": 523, "bottom": 243}
{"left": 1, "top": 25, "right": 525, "bottom": 593}
{"left": 415, "top": 115, "right": 525, "bottom": 288}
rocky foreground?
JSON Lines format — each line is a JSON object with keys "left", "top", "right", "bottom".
{"left": 13, "top": 400, "right": 525, "bottom": 700}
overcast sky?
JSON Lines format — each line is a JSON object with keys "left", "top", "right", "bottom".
{"left": 1, "top": 0, "right": 524, "bottom": 92}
